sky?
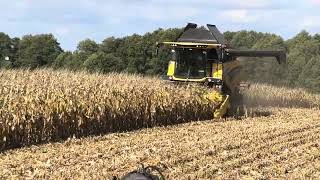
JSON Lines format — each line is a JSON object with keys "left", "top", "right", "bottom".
{"left": 1, "top": 0, "right": 320, "bottom": 50}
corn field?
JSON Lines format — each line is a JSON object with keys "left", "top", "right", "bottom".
{"left": 0, "top": 69, "right": 217, "bottom": 151}
{"left": 1, "top": 70, "right": 320, "bottom": 179}
{"left": 243, "top": 83, "right": 320, "bottom": 108}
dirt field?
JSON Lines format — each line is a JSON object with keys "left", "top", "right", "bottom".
{"left": 1, "top": 107, "right": 319, "bottom": 179}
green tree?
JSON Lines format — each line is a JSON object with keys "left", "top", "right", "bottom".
{"left": 299, "top": 55, "right": 320, "bottom": 91}
{"left": 83, "top": 52, "right": 124, "bottom": 73}
{"left": 16, "top": 34, "right": 62, "bottom": 68}
{"left": 52, "top": 51, "right": 73, "bottom": 69}
{"left": 229, "top": 31, "right": 265, "bottom": 49}
{"left": 0, "top": 33, "right": 11, "bottom": 57}
{"left": 9, "top": 37, "right": 20, "bottom": 68}
{"left": 285, "top": 31, "right": 320, "bottom": 87}
{"left": 223, "top": 31, "right": 237, "bottom": 43}
{"left": 100, "top": 37, "right": 120, "bottom": 54}
{"left": 68, "top": 39, "right": 100, "bottom": 70}
{"left": 77, "top": 39, "right": 99, "bottom": 55}
{"left": 314, "top": 34, "right": 320, "bottom": 43}
{"left": 0, "top": 33, "right": 13, "bottom": 68}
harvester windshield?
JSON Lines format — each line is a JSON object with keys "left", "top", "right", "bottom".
{"left": 175, "top": 48, "right": 206, "bottom": 79}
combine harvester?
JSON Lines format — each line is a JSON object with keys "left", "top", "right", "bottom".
{"left": 157, "top": 23, "right": 286, "bottom": 118}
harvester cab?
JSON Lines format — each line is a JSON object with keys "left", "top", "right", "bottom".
{"left": 157, "top": 23, "right": 286, "bottom": 118}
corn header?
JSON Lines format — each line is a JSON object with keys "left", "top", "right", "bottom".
{"left": 157, "top": 23, "right": 286, "bottom": 118}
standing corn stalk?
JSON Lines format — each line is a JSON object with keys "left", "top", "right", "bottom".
{"left": 0, "top": 69, "right": 218, "bottom": 151}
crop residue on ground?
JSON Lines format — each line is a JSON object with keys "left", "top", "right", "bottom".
{"left": 1, "top": 108, "right": 319, "bottom": 179}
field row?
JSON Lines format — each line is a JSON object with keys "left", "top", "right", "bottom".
{"left": 0, "top": 107, "right": 319, "bottom": 179}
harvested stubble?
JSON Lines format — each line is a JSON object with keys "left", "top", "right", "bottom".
{"left": 0, "top": 108, "right": 319, "bottom": 179}
{"left": 0, "top": 69, "right": 217, "bottom": 151}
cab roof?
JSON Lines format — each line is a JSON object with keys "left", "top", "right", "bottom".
{"left": 177, "top": 27, "right": 219, "bottom": 44}
{"left": 176, "top": 23, "right": 226, "bottom": 45}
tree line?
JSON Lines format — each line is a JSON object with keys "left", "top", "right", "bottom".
{"left": 0, "top": 28, "right": 320, "bottom": 92}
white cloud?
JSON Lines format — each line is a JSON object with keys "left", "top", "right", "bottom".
{"left": 0, "top": 0, "right": 317, "bottom": 50}
{"left": 54, "top": 27, "right": 71, "bottom": 36}
{"left": 301, "top": 16, "right": 320, "bottom": 28}
{"left": 147, "top": 0, "right": 273, "bottom": 9}
{"left": 308, "top": 0, "right": 320, "bottom": 5}
{"left": 135, "top": 6, "right": 199, "bottom": 21}
{"left": 220, "top": 10, "right": 259, "bottom": 23}
{"left": 229, "top": 0, "right": 270, "bottom": 8}
{"left": 88, "top": 1, "right": 200, "bottom": 21}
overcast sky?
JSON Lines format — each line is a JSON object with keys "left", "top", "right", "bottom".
{"left": 1, "top": 0, "right": 320, "bottom": 50}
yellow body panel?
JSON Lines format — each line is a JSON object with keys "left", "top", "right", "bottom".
{"left": 213, "top": 63, "right": 223, "bottom": 80}
{"left": 205, "top": 91, "right": 230, "bottom": 118}
{"left": 167, "top": 61, "right": 175, "bottom": 76}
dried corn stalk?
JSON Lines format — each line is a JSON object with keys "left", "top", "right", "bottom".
{"left": 0, "top": 69, "right": 218, "bottom": 151}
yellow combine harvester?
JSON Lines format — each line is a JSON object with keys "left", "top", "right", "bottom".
{"left": 157, "top": 23, "right": 286, "bottom": 118}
